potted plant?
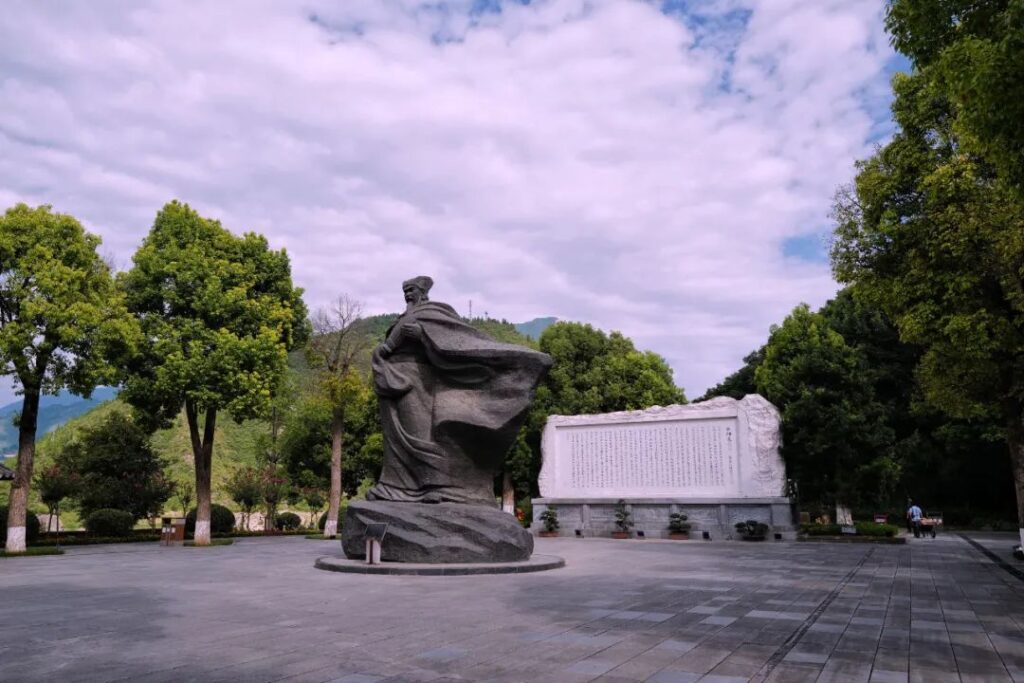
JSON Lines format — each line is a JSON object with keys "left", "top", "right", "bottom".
{"left": 612, "top": 499, "right": 633, "bottom": 539}
{"left": 735, "top": 519, "right": 769, "bottom": 541}
{"left": 538, "top": 506, "right": 559, "bottom": 537}
{"left": 668, "top": 512, "right": 691, "bottom": 540}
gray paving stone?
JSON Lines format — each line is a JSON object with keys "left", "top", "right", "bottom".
{"left": 763, "top": 661, "right": 823, "bottom": 682}
{"left": 2, "top": 533, "right": 1024, "bottom": 683}
{"left": 645, "top": 670, "right": 701, "bottom": 683}
{"left": 565, "top": 658, "right": 618, "bottom": 675}
{"left": 783, "top": 649, "right": 829, "bottom": 665}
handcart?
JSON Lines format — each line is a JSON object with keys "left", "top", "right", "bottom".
{"left": 918, "top": 511, "right": 942, "bottom": 538}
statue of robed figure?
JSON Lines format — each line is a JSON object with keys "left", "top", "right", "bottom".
{"left": 341, "top": 276, "right": 551, "bottom": 563}
{"left": 368, "top": 275, "right": 552, "bottom": 506}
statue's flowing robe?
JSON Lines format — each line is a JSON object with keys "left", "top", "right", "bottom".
{"left": 368, "top": 301, "right": 551, "bottom": 506}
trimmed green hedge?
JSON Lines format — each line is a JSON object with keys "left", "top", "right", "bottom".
{"left": 1, "top": 547, "right": 64, "bottom": 557}
{"left": 35, "top": 534, "right": 160, "bottom": 547}
{"left": 210, "top": 529, "right": 308, "bottom": 538}
{"left": 801, "top": 521, "right": 900, "bottom": 538}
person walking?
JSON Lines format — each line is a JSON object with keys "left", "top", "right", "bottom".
{"left": 907, "top": 500, "right": 923, "bottom": 538}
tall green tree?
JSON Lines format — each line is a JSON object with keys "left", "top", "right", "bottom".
{"left": 532, "top": 322, "right": 685, "bottom": 417}
{"left": 121, "top": 201, "right": 307, "bottom": 545}
{"left": 699, "top": 347, "right": 765, "bottom": 401}
{"left": 705, "top": 288, "right": 1015, "bottom": 519}
{"left": 55, "top": 410, "right": 174, "bottom": 521}
{"left": 755, "top": 305, "right": 897, "bottom": 510}
{"left": 278, "top": 389, "right": 382, "bottom": 499}
{"left": 0, "top": 204, "right": 136, "bottom": 552}
{"left": 522, "top": 322, "right": 686, "bottom": 496}
{"left": 307, "top": 295, "right": 371, "bottom": 538}
{"left": 886, "top": 0, "right": 1024, "bottom": 193}
{"left": 832, "top": 51, "right": 1024, "bottom": 540}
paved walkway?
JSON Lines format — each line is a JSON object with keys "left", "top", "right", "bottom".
{"left": 1, "top": 533, "right": 1023, "bottom": 682}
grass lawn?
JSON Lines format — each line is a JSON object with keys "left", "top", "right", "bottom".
{"left": 1, "top": 547, "right": 65, "bottom": 557}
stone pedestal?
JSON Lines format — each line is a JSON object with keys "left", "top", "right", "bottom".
{"left": 342, "top": 500, "right": 533, "bottom": 563}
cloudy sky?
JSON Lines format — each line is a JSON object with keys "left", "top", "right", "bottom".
{"left": 0, "top": 0, "right": 904, "bottom": 405}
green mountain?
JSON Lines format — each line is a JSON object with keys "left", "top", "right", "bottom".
{"left": 0, "top": 387, "right": 119, "bottom": 457}
{"left": 514, "top": 317, "right": 558, "bottom": 340}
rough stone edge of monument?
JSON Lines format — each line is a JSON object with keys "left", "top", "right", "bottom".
{"left": 314, "top": 553, "right": 565, "bottom": 576}
{"left": 542, "top": 394, "right": 770, "bottom": 426}
{"left": 532, "top": 496, "right": 792, "bottom": 504}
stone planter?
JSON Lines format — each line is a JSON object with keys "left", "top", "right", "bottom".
{"left": 668, "top": 531, "right": 690, "bottom": 540}
{"left": 538, "top": 531, "right": 559, "bottom": 538}
{"left": 611, "top": 531, "right": 631, "bottom": 539}
{"left": 740, "top": 534, "right": 766, "bottom": 541}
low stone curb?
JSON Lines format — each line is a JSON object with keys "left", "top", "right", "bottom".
{"left": 314, "top": 553, "right": 565, "bottom": 576}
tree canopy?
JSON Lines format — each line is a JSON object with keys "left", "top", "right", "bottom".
{"left": 0, "top": 203, "right": 136, "bottom": 552}
{"left": 55, "top": 409, "right": 174, "bottom": 521}
{"left": 831, "top": 5, "right": 1024, "bottom": 536}
{"left": 516, "top": 322, "right": 686, "bottom": 498}
{"left": 886, "top": 0, "right": 1024, "bottom": 193}
{"left": 120, "top": 200, "right": 307, "bottom": 544}
{"left": 755, "top": 303, "right": 896, "bottom": 509}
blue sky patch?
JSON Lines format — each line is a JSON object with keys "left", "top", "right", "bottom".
{"left": 783, "top": 234, "right": 829, "bottom": 264}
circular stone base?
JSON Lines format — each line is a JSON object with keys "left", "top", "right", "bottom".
{"left": 314, "top": 553, "right": 565, "bottom": 576}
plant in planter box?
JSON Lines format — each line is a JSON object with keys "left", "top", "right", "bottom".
{"left": 734, "top": 519, "right": 769, "bottom": 541}
{"left": 538, "top": 506, "right": 559, "bottom": 537}
{"left": 668, "top": 512, "right": 691, "bottom": 539}
{"left": 612, "top": 499, "right": 633, "bottom": 539}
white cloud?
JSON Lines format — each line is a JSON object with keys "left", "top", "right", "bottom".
{"left": 0, "top": 0, "right": 898, "bottom": 400}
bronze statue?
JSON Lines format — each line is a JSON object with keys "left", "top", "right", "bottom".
{"left": 342, "top": 276, "right": 551, "bottom": 562}
{"left": 368, "top": 275, "right": 552, "bottom": 506}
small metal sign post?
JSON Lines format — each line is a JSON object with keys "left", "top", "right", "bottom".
{"left": 364, "top": 523, "right": 389, "bottom": 565}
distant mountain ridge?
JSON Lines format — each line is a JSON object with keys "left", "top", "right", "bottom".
{"left": 514, "top": 317, "right": 557, "bottom": 340}
{"left": 0, "top": 387, "right": 119, "bottom": 456}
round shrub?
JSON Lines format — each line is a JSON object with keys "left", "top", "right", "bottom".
{"left": 85, "top": 509, "right": 135, "bottom": 537}
{"left": 185, "top": 504, "right": 236, "bottom": 534}
{"left": 275, "top": 511, "right": 301, "bottom": 531}
{"left": 0, "top": 506, "right": 41, "bottom": 544}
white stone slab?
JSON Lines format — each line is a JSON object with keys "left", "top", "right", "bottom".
{"left": 538, "top": 394, "right": 785, "bottom": 499}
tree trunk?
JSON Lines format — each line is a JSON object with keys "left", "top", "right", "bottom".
{"left": 1007, "top": 406, "right": 1024, "bottom": 548}
{"left": 501, "top": 472, "right": 515, "bottom": 514}
{"left": 5, "top": 388, "right": 41, "bottom": 553}
{"left": 186, "top": 401, "right": 217, "bottom": 546}
{"left": 324, "top": 410, "right": 344, "bottom": 538}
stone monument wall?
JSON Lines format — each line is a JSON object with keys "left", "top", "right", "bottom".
{"left": 532, "top": 395, "right": 794, "bottom": 539}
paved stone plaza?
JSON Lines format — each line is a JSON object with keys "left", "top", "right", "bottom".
{"left": 2, "top": 534, "right": 1024, "bottom": 683}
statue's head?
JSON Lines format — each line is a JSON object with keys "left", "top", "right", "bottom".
{"left": 402, "top": 275, "right": 433, "bottom": 306}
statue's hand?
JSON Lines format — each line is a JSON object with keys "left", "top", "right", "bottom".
{"left": 376, "top": 342, "right": 393, "bottom": 358}
{"left": 400, "top": 321, "right": 421, "bottom": 339}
